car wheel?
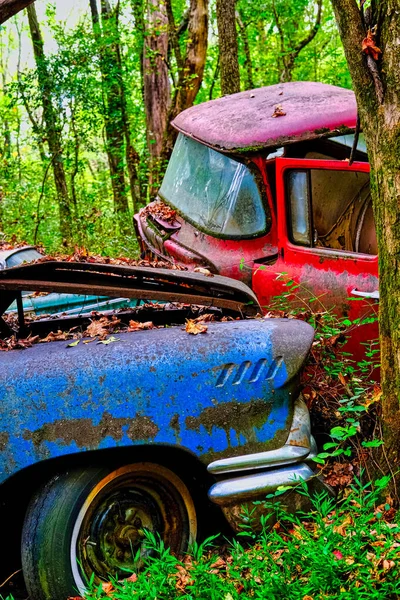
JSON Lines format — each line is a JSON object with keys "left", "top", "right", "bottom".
{"left": 21, "top": 462, "right": 197, "bottom": 600}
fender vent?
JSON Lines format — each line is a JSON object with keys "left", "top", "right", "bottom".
{"left": 216, "top": 357, "right": 283, "bottom": 388}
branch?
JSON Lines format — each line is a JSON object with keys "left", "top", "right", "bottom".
{"left": 0, "top": 0, "right": 34, "bottom": 24}
{"left": 290, "top": 0, "right": 322, "bottom": 60}
{"left": 177, "top": 8, "right": 189, "bottom": 37}
{"left": 165, "top": 0, "right": 184, "bottom": 72}
{"left": 271, "top": 0, "right": 285, "bottom": 56}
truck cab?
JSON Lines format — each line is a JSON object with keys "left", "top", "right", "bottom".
{"left": 135, "top": 82, "right": 379, "bottom": 354}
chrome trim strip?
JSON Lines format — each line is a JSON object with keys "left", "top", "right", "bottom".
{"left": 207, "top": 444, "right": 310, "bottom": 475}
{"left": 208, "top": 463, "right": 314, "bottom": 506}
{"left": 207, "top": 396, "right": 311, "bottom": 475}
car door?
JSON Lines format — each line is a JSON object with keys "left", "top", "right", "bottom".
{"left": 252, "top": 157, "right": 379, "bottom": 362}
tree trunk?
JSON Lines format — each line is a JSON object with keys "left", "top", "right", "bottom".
{"left": 143, "top": 0, "right": 170, "bottom": 194}
{"left": 112, "top": 0, "right": 142, "bottom": 211}
{"left": 216, "top": 0, "right": 240, "bottom": 95}
{"left": 330, "top": 0, "right": 400, "bottom": 486}
{"left": 27, "top": 4, "right": 72, "bottom": 243}
{"left": 161, "top": 0, "right": 208, "bottom": 160}
{"left": 0, "top": 0, "right": 34, "bottom": 24}
{"left": 130, "top": 0, "right": 145, "bottom": 101}
{"left": 236, "top": 9, "right": 254, "bottom": 90}
{"left": 177, "top": 0, "right": 208, "bottom": 109}
{"left": 89, "top": 0, "right": 129, "bottom": 215}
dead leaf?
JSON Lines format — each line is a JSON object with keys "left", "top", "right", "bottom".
{"left": 85, "top": 319, "right": 109, "bottom": 339}
{"left": 333, "top": 550, "right": 343, "bottom": 560}
{"left": 193, "top": 267, "right": 213, "bottom": 277}
{"left": 209, "top": 557, "right": 226, "bottom": 570}
{"left": 192, "top": 313, "right": 215, "bottom": 323}
{"left": 382, "top": 559, "right": 395, "bottom": 571}
{"left": 334, "top": 515, "right": 353, "bottom": 536}
{"left": 143, "top": 201, "right": 177, "bottom": 223}
{"left": 101, "top": 582, "right": 114, "bottom": 596}
{"left": 185, "top": 319, "right": 208, "bottom": 335}
{"left": 362, "top": 29, "right": 382, "bottom": 61}
{"left": 272, "top": 104, "right": 286, "bottom": 118}
{"left": 124, "top": 573, "right": 138, "bottom": 583}
{"left": 174, "top": 564, "right": 194, "bottom": 592}
{"left": 128, "top": 320, "right": 154, "bottom": 331}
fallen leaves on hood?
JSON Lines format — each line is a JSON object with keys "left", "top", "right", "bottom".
{"left": 128, "top": 320, "right": 154, "bottom": 331}
{"left": 272, "top": 104, "right": 286, "bottom": 118}
{"left": 41, "top": 330, "right": 70, "bottom": 343}
{"left": 185, "top": 319, "right": 208, "bottom": 335}
{"left": 85, "top": 315, "right": 121, "bottom": 340}
{"left": 0, "top": 335, "right": 39, "bottom": 351}
{"left": 193, "top": 267, "right": 213, "bottom": 277}
{"left": 142, "top": 201, "right": 178, "bottom": 223}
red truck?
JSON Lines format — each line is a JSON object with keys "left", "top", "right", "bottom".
{"left": 135, "top": 81, "right": 379, "bottom": 357}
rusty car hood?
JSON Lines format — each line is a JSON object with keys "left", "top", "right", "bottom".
{"left": 172, "top": 81, "right": 357, "bottom": 154}
{"left": 0, "top": 260, "right": 260, "bottom": 317}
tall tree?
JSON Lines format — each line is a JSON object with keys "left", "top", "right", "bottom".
{"left": 26, "top": 3, "right": 72, "bottom": 242}
{"left": 216, "top": 0, "right": 240, "bottom": 95}
{"left": 162, "top": 0, "right": 208, "bottom": 158}
{"left": 143, "top": 0, "right": 170, "bottom": 193}
{"left": 271, "top": 0, "right": 323, "bottom": 82}
{"left": 330, "top": 0, "right": 400, "bottom": 479}
{"left": 89, "top": 0, "right": 131, "bottom": 215}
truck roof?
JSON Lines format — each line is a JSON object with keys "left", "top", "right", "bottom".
{"left": 172, "top": 81, "right": 357, "bottom": 154}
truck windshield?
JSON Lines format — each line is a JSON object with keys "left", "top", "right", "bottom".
{"left": 159, "top": 134, "right": 269, "bottom": 238}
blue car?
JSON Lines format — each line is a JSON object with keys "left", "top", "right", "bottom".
{"left": 0, "top": 260, "right": 326, "bottom": 600}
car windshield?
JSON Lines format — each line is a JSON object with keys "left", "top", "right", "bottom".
{"left": 159, "top": 134, "right": 269, "bottom": 238}
{"left": 5, "top": 248, "right": 43, "bottom": 268}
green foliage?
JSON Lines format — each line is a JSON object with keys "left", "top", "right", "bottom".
{"left": 0, "top": 0, "right": 350, "bottom": 253}
{"left": 80, "top": 480, "right": 400, "bottom": 599}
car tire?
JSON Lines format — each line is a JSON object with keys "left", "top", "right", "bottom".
{"left": 21, "top": 463, "right": 197, "bottom": 600}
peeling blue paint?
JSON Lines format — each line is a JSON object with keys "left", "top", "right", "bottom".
{"left": 0, "top": 318, "right": 314, "bottom": 483}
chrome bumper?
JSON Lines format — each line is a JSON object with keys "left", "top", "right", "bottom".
{"left": 208, "top": 396, "right": 319, "bottom": 506}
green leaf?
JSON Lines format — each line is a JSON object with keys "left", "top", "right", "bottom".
{"left": 97, "top": 336, "right": 121, "bottom": 345}
{"left": 67, "top": 339, "right": 80, "bottom": 347}
{"left": 374, "top": 474, "right": 391, "bottom": 489}
{"left": 323, "top": 442, "right": 338, "bottom": 450}
{"left": 362, "top": 439, "right": 384, "bottom": 448}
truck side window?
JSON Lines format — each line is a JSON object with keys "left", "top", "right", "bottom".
{"left": 287, "top": 171, "right": 312, "bottom": 246}
{"left": 287, "top": 169, "right": 377, "bottom": 255}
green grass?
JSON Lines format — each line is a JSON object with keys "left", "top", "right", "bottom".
{"left": 82, "top": 477, "right": 400, "bottom": 600}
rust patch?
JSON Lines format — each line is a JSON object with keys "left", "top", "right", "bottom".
{"left": 0, "top": 432, "right": 9, "bottom": 452}
{"left": 185, "top": 399, "right": 271, "bottom": 437}
{"left": 23, "top": 411, "right": 159, "bottom": 449}
{"left": 127, "top": 415, "right": 159, "bottom": 440}
{"left": 169, "top": 413, "right": 180, "bottom": 435}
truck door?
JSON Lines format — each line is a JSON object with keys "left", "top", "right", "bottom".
{"left": 253, "top": 158, "right": 379, "bottom": 359}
